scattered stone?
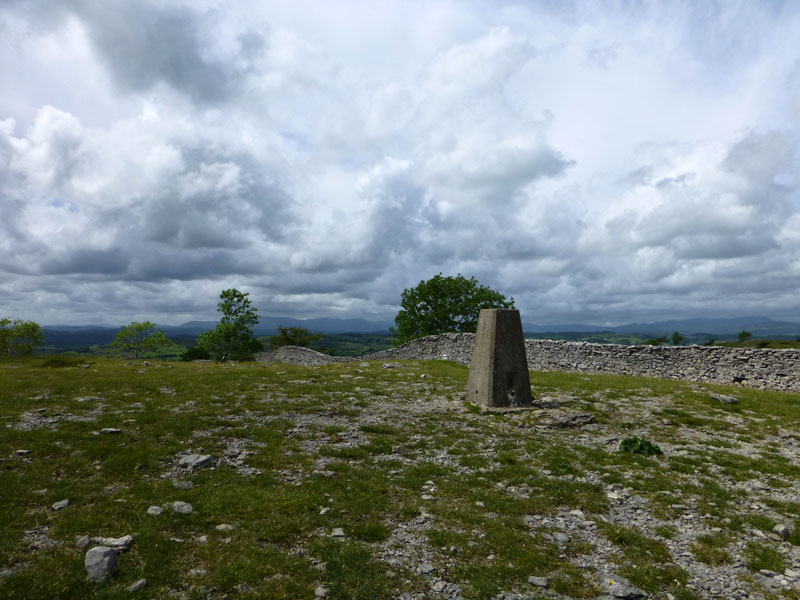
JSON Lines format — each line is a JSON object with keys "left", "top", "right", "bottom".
{"left": 331, "top": 528, "right": 346, "bottom": 538}
{"left": 147, "top": 506, "right": 163, "bottom": 516}
{"left": 553, "top": 531, "right": 570, "bottom": 544}
{"left": 173, "top": 480, "right": 193, "bottom": 490}
{"left": 215, "top": 524, "right": 235, "bottom": 531}
{"left": 52, "top": 499, "right": 69, "bottom": 511}
{"left": 381, "top": 362, "right": 403, "bottom": 369}
{"left": 74, "top": 396, "right": 103, "bottom": 402}
{"left": 601, "top": 574, "right": 645, "bottom": 599}
{"left": 418, "top": 562, "right": 434, "bottom": 574}
{"left": 315, "top": 585, "right": 328, "bottom": 598}
{"left": 710, "top": 392, "right": 738, "bottom": 404}
{"left": 773, "top": 523, "right": 792, "bottom": 540}
{"left": 172, "top": 501, "right": 193, "bottom": 514}
{"left": 85, "top": 546, "right": 117, "bottom": 583}
{"left": 196, "top": 535, "right": 208, "bottom": 543}
{"left": 14, "top": 449, "right": 31, "bottom": 456}
{"left": 23, "top": 526, "right": 59, "bottom": 551}
{"left": 187, "top": 567, "right": 207, "bottom": 577}
{"left": 100, "top": 428, "right": 121, "bottom": 434}
{"left": 127, "top": 578, "right": 147, "bottom": 592}
{"left": 178, "top": 454, "right": 212, "bottom": 470}
{"left": 32, "top": 489, "right": 47, "bottom": 495}
{"left": 319, "top": 507, "right": 330, "bottom": 515}
{"left": 76, "top": 535, "right": 90, "bottom": 550}
{"left": 90, "top": 535, "right": 133, "bottom": 550}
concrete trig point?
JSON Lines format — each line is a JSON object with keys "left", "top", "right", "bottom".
{"left": 466, "top": 309, "right": 532, "bottom": 408}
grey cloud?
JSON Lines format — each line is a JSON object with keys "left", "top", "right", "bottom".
{"left": 722, "top": 130, "right": 794, "bottom": 180}
{"left": 67, "top": 1, "right": 265, "bottom": 104}
{"left": 41, "top": 248, "right": 129, "bottom": 275}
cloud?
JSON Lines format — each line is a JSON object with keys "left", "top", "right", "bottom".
{"left": 1, "top": 1, "right": 800, "bottom": 326}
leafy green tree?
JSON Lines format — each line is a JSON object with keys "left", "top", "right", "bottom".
{"left": 738, "top": 330, "right": 753, "bottom": 343}
{"left": 0, "top": 318, "right": 45, "bottom": 356}
{"left": 112, "top": 321, "right": 172, "bottom": 359}
{"left": 268, "top": 326, "right": 323, "bottom": 349}
{"left": 671, "top": 331, "right": 685, "bottom": 346}
{"left": 391, "top": 273, "right": 514, "bottom": 345}
{"left": 197, "top": 289, "right": 264, "bottom": 361}
{"left": 641, "top": 336, "right": 669, "bottom": 346}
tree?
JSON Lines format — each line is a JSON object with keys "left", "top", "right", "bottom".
{"left": 112, "top": 321, "right": 172, "bottom": 359}
{"left": 391, "top": 273, "right": 515, "bottom": 345}
{"left": 738, "top": 330, "right": 753, "bottom": 343}
{"left": 0, "top": 318, "right": 45, "bottom": 356}
{"left": 268, "top": 326, "right": 323, "bottom": 349}
{"left": 197, "top": 289, "right": 264, "bottom": 361}
{"left": 671, "top": 331, "right": 685, "bottom": 346}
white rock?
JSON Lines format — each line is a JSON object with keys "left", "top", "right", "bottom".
{"left": 179, "top": 454, "right": 212, "bottom": 469}
{"left": 85, "top": 546, "right": 117, "bottom": 582}
{"left": 172, "top": 501, "right": 193, "bottom": 514}
{"left": 528, "top": 576, "right": 548, "bottom": 587}
{"left": 331, "top": 528, "right": 346, "bottom": 538}
{"left": 52, "top": 499, "right": 69, "bottom": 511}
{"left": 127, "top": 579, "right": 147, "bottom": 592}
{"left": 147, "top": 506, "right": 163, "bottom": 515}
{"left": 215, "top": 523, "right": 235, "bottom": 531}
{"left": 90, "top": 535, "right": 133, "bottom": 550}
{"left": 315, "top": 585, "right": 328, "bottom": 598}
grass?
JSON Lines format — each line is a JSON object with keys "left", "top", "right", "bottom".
{"left": 1, "top": 355, "right": 799, "bottom": 599}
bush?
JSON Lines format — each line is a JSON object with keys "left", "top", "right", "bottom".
{"left": 620, "top": 437, "right": 663, "bottom": 456}
{"left": 181, "top": 346, "right": 211, "bottom": 361}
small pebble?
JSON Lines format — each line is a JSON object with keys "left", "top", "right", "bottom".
{"left": 331, "top": 528, "right": 346, "bottom": 538}
{"left": 172, "top": 501, "right": 193, "bottom": 514}
{"left": 52, "top": 499, "right": 70, "bottom": 511}
{"left": 127, "top": 579, "right": 147, "bottom": 592}
{"left": 216, "top": 524, "right": 235, "bottom": 531}
{"left": 76, "top": 535, "right": 90, "bottom": 550}
{"left": 528, "top": 576, "right": 548, "bottom": 587}
{"left": 147, "top": 506, "right": 163, "bottom": 516}
{"left": 315, "top": 585, "right": 328, "bottom": 598}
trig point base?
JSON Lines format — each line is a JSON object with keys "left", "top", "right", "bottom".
{"left": 466, "top": 309, "right": 532, "bottom": 408}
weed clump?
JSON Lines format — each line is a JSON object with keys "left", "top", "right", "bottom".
{"left": 620, "top": 437, "right": 663, "bottom": 456}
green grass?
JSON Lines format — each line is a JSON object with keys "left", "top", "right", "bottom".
{"left": 1, "top": 355, "right": 799, "bottom": 599}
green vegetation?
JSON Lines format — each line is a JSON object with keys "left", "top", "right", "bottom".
{"left": 0, "top": 318, "right": 44, "bottom": 355}
{"left": 195, "top": 289, "right": 264, "bottom": 361}
{"left": 391, "top": 273, "right": 513, "bottom": 345}
{"left": 111, "top": 321, "right": 173, "bottom": 359}
{"left": 620, "top": 437, "right": 663, "bottom": 456}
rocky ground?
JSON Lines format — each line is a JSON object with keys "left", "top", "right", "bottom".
{"left": 2, "top": 354, "right": 799, "bottom": 599}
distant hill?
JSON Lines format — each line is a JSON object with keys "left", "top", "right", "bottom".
{"left": 42, "top": 317, "right": 393, "bottom": 348}
{"left": 523, "top": 316, "right": 800, "bottom": 337}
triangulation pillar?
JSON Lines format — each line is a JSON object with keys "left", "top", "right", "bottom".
{"left": 466, "top": 309, "right": 532, "bottom": 408}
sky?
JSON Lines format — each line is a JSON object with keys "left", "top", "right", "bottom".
{"left": 1, "top": 0, "right": 800, "bottom": 327}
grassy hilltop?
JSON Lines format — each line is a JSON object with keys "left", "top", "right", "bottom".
{"left": 1, "top": 356, "right": 800, "bottom": 599}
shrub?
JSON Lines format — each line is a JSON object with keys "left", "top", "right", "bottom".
{"left": 620, "top": 437, "right": 663, "bottom": 456}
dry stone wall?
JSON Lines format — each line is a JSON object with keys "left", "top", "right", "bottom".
{"left": 256, "top": 333, "right": 800, "bottom": 392}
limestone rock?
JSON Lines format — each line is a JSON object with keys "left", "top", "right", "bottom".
{"left": 85, "top": 546, "right": 117, "bottom": 583}
{"left": 172, "top": 501, "right": 193, "bottom": 514}
{"left": 178, "top": 454, "right": 212, "bottom": 470}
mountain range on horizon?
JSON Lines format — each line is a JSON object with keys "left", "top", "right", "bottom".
{"left": 41, "top": 315, "right": 800, "bottom": 342}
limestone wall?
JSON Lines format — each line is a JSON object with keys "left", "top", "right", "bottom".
{"left": 368, "top": 334, "right": 800, "bottom": 392}
{"left": 257, "top": 333, "right": 800, "bottom": 392}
